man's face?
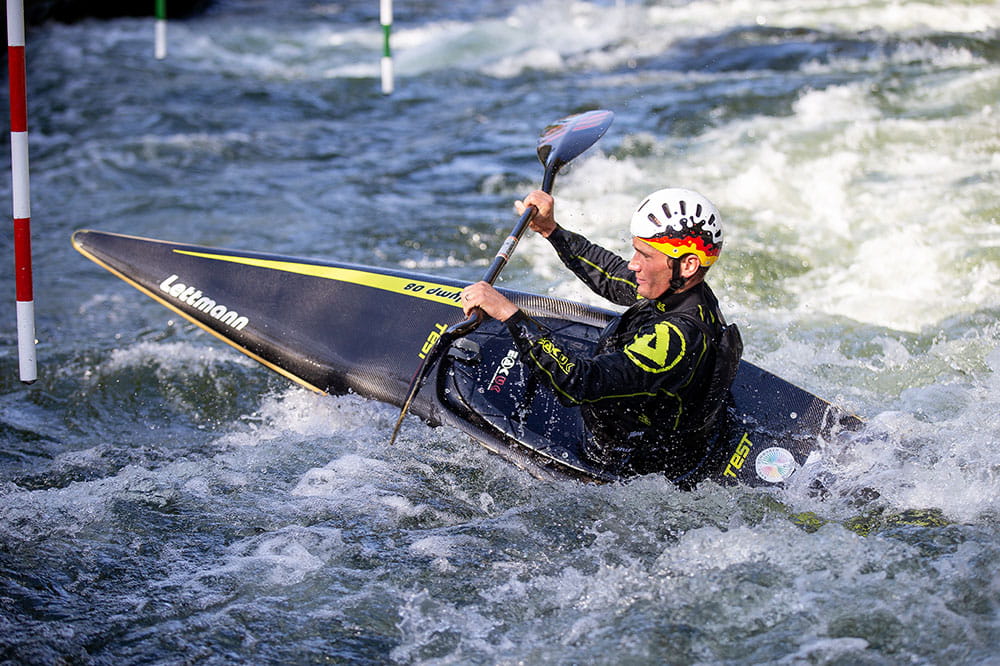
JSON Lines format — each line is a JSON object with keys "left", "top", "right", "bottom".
{"left": 628, "top": 238, "right": 675, "bottom": 299}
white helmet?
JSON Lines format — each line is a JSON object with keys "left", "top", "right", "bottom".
{"left": 630, "top": 188, "right": 723, "bottom": 267}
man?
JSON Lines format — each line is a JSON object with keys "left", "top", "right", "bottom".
{"left": 460, "top": 187, "right": 742, "bottom": 486}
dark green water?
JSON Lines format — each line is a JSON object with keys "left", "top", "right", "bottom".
{"left": 1, "top": 0, "right": 998, "bottom": 662}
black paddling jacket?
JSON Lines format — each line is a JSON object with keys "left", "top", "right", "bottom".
{"left": 505, "top": 227, "right": 738, "bottom": 481}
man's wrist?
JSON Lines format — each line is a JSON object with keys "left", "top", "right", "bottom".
{"left": 496, "top": 302, "right": 520, "bottom": 321}
{"left": 540, "top": 223, "right": 560, "bottom": 239}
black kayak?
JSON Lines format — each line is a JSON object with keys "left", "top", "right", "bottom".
{"left": 72, "top": 229, "right": 863, "bottom": 485}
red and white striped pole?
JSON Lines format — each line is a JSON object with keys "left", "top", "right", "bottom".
{"left": 6, "top": 0, "right": 37, "bottom": 383}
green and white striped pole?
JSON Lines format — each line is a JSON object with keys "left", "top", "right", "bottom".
{"left": 155, "top": 0, "right": 167, "bottom": 59}
{"left": 380, "top": 0, "right": 393, "bottom": 94}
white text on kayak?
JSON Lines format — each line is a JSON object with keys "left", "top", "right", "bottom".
{"left": 159, "top": 274, "right": 249, "bottom": 331}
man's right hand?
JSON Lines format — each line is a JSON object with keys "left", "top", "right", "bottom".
{"left": 460, "top": 282, "right": 519, "bottom": 322}
{"left": 515, "top": 190, "right": 557, "bottom": 238}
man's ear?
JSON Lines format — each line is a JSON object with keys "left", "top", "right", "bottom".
{"left": 679, "top": 253, "right": 702, "bottom": 278}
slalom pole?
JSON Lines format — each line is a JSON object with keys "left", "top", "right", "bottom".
{"left": 6, "top": 0, "right": 36, "bottom": 383}
{"left": 155, "top": 0, "right": 167, "bottom": 59}
{"left": 380, "top": 0, "right": 393, "bottom": 94}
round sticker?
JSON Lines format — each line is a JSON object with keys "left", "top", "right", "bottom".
{"left": 755, "top": 447, "right": 797, "bottom": 483}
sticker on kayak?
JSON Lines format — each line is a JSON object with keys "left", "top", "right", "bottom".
{"left": 488, "top": 348, "right": 519, "bottom": 394}
{"left": 755, "top": 447, "right": 797, "bottom": 483}
{"left": 172, "top": 249, "right": 465, "bottom": 308}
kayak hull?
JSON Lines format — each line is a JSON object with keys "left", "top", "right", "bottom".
{"left": 73, "top": 229, "right": 862, "bottom": 486}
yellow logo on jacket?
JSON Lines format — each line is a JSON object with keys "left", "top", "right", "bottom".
{"left": 625, "top": 322, "right": 685, "bottom": 373}
{"left": 539, "top": 338, "right": 575, "bottom": 375}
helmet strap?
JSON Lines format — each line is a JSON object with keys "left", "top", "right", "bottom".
{"left": 667, "top": 257, "right": 686, "bottom": 294}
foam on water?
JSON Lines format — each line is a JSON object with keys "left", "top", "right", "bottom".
{"left": 379, "top": 467, "right": 1000, "bottom": 662}
{"left": 498, "top": 9, "right": 1000, "bottom": 530}
{"left": 6, "top": 368, "right": 998, "bottom": 662}
{"left": 388, "top": 0, "right": 1000, "bottom": 79}
{"left": 553, "top": 70, "right": 997, "bottom": 330}
{"left": 3, "top": 0, "right": 999, "bottom": 662}
{"left": 650, "top": 0, "right": 1000, "bottom": 37}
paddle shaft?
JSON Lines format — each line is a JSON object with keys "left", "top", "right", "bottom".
{"left": 446, "top": 162, "right": 555, "bottom": 335}
{"left": 388, "top": 110, "right": 612, "bottom": 444}
{"left": 445, "top": 202, "right": 537, "bottom": 336}
{"left": 488, "top": 162, "right": 557, "bottom": 280}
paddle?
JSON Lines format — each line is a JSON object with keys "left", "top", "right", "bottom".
{"left": 388, "top": 109, "right": 614, "bottom": 445}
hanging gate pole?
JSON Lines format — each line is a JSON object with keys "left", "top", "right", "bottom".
{"left": 380, "top": 0, "right": 393, "bottom": 94}
{"left": 6, "top": 0, "right": 36, "bottom": 383}
{"left": 155, "top": 0, "right": 167, "bottom": 60}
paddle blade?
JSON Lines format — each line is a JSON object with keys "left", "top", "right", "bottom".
{"left": 536, "top": 109, "right": 614, "bottom": 189}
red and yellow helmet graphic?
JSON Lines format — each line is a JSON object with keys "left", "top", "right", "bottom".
{"left": 629, "top": 188, "right": 723, "bottom": 267}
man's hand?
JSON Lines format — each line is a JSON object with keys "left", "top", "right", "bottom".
{"left": 460, "top": 281, "right": 519, "bottom": 322}
{"left": 515, "top": 190, "right": 557, "bottom": 238}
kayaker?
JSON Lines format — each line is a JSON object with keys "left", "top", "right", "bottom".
{"left": 460, "top": 188, "right": 742, "bottom": 487}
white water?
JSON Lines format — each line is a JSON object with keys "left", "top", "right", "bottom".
{"left": 1, "top": 0, "right": 999, "bottom": 662}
